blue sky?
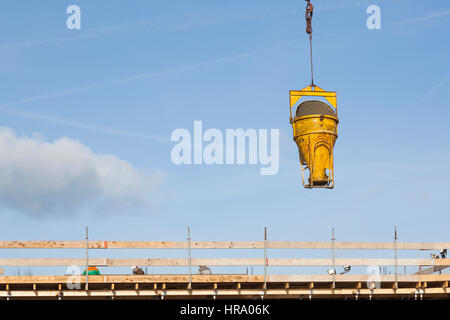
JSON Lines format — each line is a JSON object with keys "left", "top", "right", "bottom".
{"left": 0, "top": 0, "right": 449, "bottom": 275}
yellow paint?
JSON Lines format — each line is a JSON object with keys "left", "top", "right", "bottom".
{"left": 289, "top": 85, "right": 338, "bottom": 189}
{"left": 289, "top": 85, "right": 337, "bottom": 110}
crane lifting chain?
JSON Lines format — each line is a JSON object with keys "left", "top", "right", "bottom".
{"left": 305, "top": 0, "right": 313, "bottom": 36}
{"left": 304, "top": 0, "right": 314, "bottom": 86}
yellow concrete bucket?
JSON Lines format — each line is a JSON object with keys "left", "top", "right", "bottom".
{"left": 289, "top": 85, "right": 338, "bottom": 188}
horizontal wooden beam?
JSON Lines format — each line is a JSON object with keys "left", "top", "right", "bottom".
{"left": 0, "top": 275, "right": 263, "bottom": 284}
{"left": 0, "top": 288, "right": 447, "bottom": 300}
{"left": 269, "top": 274, "right": 450, "bottom": 282}
{"left": 414, "top": 265, "right": 450, "bottom": 275}
{"left": 0, "top": 258, "right": 108, "bottom": 266}
{"left": 0, "top": 241, "right": 448, "bottom": 250}
{"left": 0, "top": 274, "right": 449, "bottom": 284}
{"left": 1, "top": 258, "right": 449, "bottom": 267}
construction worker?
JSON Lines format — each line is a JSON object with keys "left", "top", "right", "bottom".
{"left": 132, "top": 266, "right": 145, "bottom": 275}
{"left": 197, "top": 265, "right": 212, "bottom": 275}
{"left": 82, "top": 266, "right": 100, "bottom": 275}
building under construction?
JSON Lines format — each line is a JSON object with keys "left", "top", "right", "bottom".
{"left": 1, "top": 0, "right": 448, "bottom": 304}
{"left": 0, "top": 235, "right": 449, "bottom": 300}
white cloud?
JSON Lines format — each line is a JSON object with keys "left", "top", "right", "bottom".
{"left": 0, "top": 128, "right": 165, "bottom": 216}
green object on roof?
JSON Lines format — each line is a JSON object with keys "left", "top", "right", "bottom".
{"left": 82, "top": 267, "right": 100, "bottom": 275}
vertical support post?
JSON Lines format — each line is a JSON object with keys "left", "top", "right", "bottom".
{"left": 187, "top": 226, "right": 192, "bottom": 290}
{"left": 85, "top": 226, "right": 89, "bottom": 291}
{"left": 331, "top": 227, "right": 336, "bottom": 290}
{"left": 394, "top": 226, "right": 398, "bottom": 289}
{"left": 264, "top": 226, "right": 268, "bottom": 290}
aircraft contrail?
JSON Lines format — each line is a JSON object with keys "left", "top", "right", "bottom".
{"left": 0, "top": 38, "right": 296, "bottom": 140}
{"left": 399, "top": 9, "right": 450, "bottom": 25}
{"left": 1, "top": 107, "right": 169, "bottom": 142}
{"left": 416, "top": 74, "right": 450, "bottom": 105}
{"left": 0, "top": 50, "right": 253, "bottom": 141}
{"left": 0, "top": 51, "right": 253, "bottom": 108}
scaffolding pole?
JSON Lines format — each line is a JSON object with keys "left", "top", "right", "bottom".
{"left": 187, "top": 227, "right": 192, "bottom": 290}
{"left": 394, "top": 226, "right": 398, "bottom": 289}
{"left": 85, "top": 226, "right": 89, "bottom": 291}
{"left": 264, "top": 227, "right": 268, "bottom": 290}
{"left": 331, "top": 227, "right": 336, "bottom": 290}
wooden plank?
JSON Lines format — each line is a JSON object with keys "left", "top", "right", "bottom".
{"left": 0, "top": 241, "right": 449, "bottom": 250}
{"left": 0, "top": 241, "right": 106, "bottom": 249}
{"left": 414, "top": 265, "right": 450, "bottom": 275}
{"left": 269, "top": 274, "right": 450, "bottom": 283}
{"left": 1, "top": 274, "right": 448, "bottom": 285}
{"left": 1, "top": 257, "right": 449, "bottom": 267}
{"left": 0, "top": 274, "right": 238, "bottom": 284}
{"left": 0, "top": 287, "right": 449, "bottom": 298}
{"left": 0, "top": 258, "right": 108, "bottom": 266}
